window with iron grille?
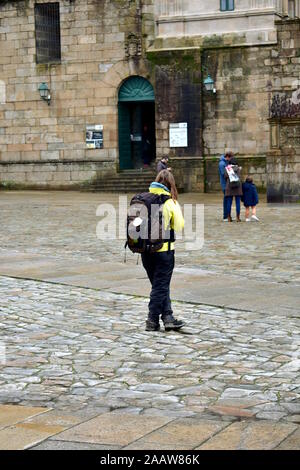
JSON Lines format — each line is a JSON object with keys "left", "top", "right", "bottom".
{"left": 34, "top": 3, "right": 61, "bottom": 64}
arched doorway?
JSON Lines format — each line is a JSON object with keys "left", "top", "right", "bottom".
{"left": 118, "top": 76, "right": 156, "bottom": 170}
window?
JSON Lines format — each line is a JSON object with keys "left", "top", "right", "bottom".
{"left": 220, "top": 0, "right": 235, "bottom": 11}
{"left": 34, "top": 3, "right": 61, "bottom": 64}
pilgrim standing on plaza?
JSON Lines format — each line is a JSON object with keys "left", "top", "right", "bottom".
{"left": 242, "top": 176, "right": 260, "bottom": 222}
{"left": 218, "top": 152, "right": 232, "bottom": 221}
{"left": 143, "top": 171, "right": 185, "bottom": 332}
{"left": 224, "top": 155, "right": 243, "bottom": 222}
{"left": 126, "top": 170, "right": 185, "bottom": 332}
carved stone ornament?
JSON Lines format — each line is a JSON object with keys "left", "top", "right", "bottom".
{"left": 125, "top": 34, "right": 142, "bottom": 59}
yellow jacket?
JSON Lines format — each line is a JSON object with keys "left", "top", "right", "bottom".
{"left": 149, "top": 183, "right": 185, "bottom": 252}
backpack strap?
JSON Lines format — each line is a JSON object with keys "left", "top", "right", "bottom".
{"left": 159, "top": 195, "right": 175, "bottom": 250}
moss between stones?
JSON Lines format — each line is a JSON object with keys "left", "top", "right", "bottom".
{"left": 146, "top": 50, "right": 201, "bottom": 72}
{"left": 0, "top": 181, "right": 28, "bottom": 190}
{"left": 152, "top": 31, "right": 251, "bottom": 53}
{"left": 202, "top": 35, "right": 224, "bottom": 49}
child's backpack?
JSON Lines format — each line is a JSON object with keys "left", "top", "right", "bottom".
{"left": 126, "top": 192, "right": 174, "bottom": 253}
{"left": 226, "top": 165, "right": 240, "bottom": 189}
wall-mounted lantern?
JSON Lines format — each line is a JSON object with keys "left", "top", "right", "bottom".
{"left": 38, "top": 82, "right": 51, "bottom": 105}
{"left": 204, "top": 75, "right": 216, "bottom": 94}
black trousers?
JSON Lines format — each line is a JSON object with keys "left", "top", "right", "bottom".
{"left": 141, "top": 250, "right": 175, "bottom": 323}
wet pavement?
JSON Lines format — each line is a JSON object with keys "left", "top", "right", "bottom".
{"left": 0, "top": 191, "right": 299, "bottom": 449}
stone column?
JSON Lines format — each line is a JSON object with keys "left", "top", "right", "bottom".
{"left": 282, "top": 0, "right": 289, "bottom": 15}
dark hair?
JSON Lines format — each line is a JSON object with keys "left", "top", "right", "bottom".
{"left": 156, "top": 170, "right": 178, "bottom": 201}
{"left": 246, "top": 176, "right": 253, "bottom": 183}
{"left": 225, "top": 152, "right": 233, "bottom": 159}
{"left": 230, "top": 157, "right": 238, "bottom": 165}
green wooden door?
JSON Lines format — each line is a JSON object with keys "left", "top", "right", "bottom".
{"left": 118, "top": 102, "right": 133, "bottom": 170}
{"left": 118, "top": 77, "right": 155, "bottom": 170}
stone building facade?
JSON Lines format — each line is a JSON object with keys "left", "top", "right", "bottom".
{"left": 0, "top": 0, "right": 299, "bottom": 200}
{"left": 0, "top": 0, "right": 157, "bottom": 189}
{"left": 152, "top": 0, "right": 300, "bottom": 197}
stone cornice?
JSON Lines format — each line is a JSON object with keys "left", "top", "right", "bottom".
{"left": 157, "top": 9, "right": 280, "bottom": 24}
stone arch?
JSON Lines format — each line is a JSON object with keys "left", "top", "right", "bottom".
{"left": 100, "top": 60, "right": 153, "bottom": 101}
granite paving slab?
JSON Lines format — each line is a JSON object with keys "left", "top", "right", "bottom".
{"left": 0, "top": 405, "right": 49, "bottom": 430}
{"left": 54, "top": 413, "right": 173, "bottom": 446}
{"left": 197, "top": 421, "right": 297, "bottom": 450}
{"left": 124, "top": 418, "right": 229, "bottom": 450}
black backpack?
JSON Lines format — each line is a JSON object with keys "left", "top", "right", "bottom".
{"left": 126, "top": 192, "right": 175, "bottom": 254}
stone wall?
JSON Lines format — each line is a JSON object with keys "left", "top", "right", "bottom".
{"left": 201, "top": 45, "right": 271, "bottom": 192}
{"left": 267, "top": 119, "right": 300, "bottom": 202}
{"left": 205, "top": 156, "right": 267, "bottom": 193}
{"left": 0, "top": 0, "right": 299, "bottom": 196}
{"left": 201, "top": 19, "right": 300, "bottom": 193}
{"left": 171, "top": 158, "right": 204, "bottom": 193}
{"left": 0, "top": 0, "right": 155, "bottom": 188}
{"left": 265, "top": 20, "right": 300, "bottom": 202}
{"left": 146, "top": 48, "right": 204, "bottom": 192}
{"left": 155, "top": 0, "right": 280, "bottom": 46}
{"left": 147, "top": 49, "right": 203, "bottom": 182}
{"left": 0, "top": 160, "right": 114, "bottom": 189}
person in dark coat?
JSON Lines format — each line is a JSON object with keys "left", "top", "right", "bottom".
{"left": 225, "top": 158, "right": 243, "bottom": 222}
{"left": 218, "top": 152, "right": 232, "bottom": 221}
{"left": 242, "top": 176, "right": 259, "bottom": 222}
{"left": 156, "top": 156, "right": 171, "bottom": 174}
{"left": 142, "top": 125, "right": 152, "bottom": 167}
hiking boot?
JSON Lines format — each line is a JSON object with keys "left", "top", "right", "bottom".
{"left": 162, "top": 315, "right": 185, "bottom": 332}
{"left": 145, "top": 319, "right": 160, "bottom": 332}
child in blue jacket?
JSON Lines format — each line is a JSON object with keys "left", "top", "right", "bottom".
{"left": 242, "top": 177, "right": 259, "bottom": 222}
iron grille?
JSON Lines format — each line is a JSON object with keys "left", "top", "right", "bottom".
{"left": 271, "top": 94, "right": 300, "bottom": 119}
{"left": 34, "top": 3, "right": 61, "bottom": 64}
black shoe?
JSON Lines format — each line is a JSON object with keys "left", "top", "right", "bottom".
{"left": 145, "top": 320, "right": 160, "bottom": 332}
{"left": 162, "top": 315, "right": 185, "bottom": 332}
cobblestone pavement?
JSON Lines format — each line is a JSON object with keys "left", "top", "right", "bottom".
{"left": 0, "top": 191, "right": 299, "bottom": 285}
{"left": 0, "top": 191, "right": 299, "bottom": 449}
{"left": 1, "top": 275, "right": 299, "bottom": 425}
